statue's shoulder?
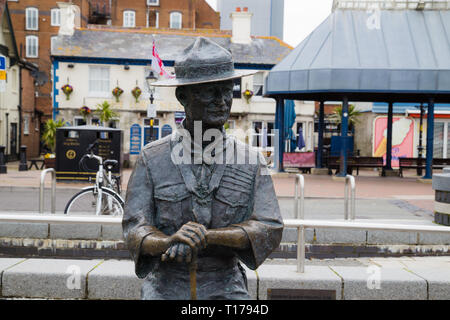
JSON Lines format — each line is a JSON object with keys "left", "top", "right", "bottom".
{"left": 141, "top": 135, "right": 172, "bottom": 159}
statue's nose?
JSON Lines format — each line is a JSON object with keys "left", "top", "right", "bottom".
{"left": 213, "top": 88, "right": 225, "bottom": 105}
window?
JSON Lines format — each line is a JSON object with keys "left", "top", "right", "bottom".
{"left": 89, "top": 66, "right": 110, "bottom": 97}
{"left": 51, "top": 36, "right": 58, "bottom": 52}
{"left": 51, "top": 8, "right": 61, "bottom": 26}
{"left": 23, "top": 115, "right": 30, "bottom": 135}
{"left": 123, "top": 10, "right": 135, "bottom": 27}
{"left": 25, "top": 7, "right": 39, "bottom": 30}
{"left": 74, "top": 117, "right": 87, "bottom": 126}
{"left": 11, "top": 68, "right": 17, "bottom": 91}
{"left": 434, "top": 121, "right": 450, "bottom": 158}
{"left": 170, "top": 12, "right": 182, "bottom": 29}
{"left": 25, "top": 36, "right": 38, "bottom": 58}
{"left": 251, "top": 121, "right": 275, "bottom": 150}
{"left": 253, "top": 72, "right": 264, "bottom": 96}
{"left": 147, "top": 11, "right": 159, "bottom": 28}
{"left": 147, "top": 0, "right": 159, "bottom": 5}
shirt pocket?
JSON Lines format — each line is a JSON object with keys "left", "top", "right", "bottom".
{"left": 154, "top": 184, "right": 190, "bottom": 233}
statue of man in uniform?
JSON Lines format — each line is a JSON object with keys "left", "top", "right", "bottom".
{"left": 123, "top": 37, "right": 283, "bottom": 300}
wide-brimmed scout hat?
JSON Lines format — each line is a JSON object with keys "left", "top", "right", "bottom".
{"left": 151, "top": 37, "right": 256, "bottom": 87}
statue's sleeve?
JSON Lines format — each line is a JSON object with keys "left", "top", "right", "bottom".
{"left": 122, "top": 152, "right": 158, "bottom": 278}
{"left": 232, "top": 161, "right": 284, "bottom": 270}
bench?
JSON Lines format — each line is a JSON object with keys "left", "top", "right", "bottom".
{"left": 399, "top": 158, "right": 450, "bottom": 177}
{"left": 327, "top": 156, "right": 384, "bottom": 175}
{"left": 28, "top": 158, "right": 45, "bottom": 170}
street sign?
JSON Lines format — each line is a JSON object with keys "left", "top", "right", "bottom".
{"left": 147, "top": 103, "right": 156, "bottom": 118}
{"left": 0, "top": 55, "right": 6, "bottom": 93}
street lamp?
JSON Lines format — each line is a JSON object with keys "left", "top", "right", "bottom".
{"left": 145, "top": 71, "right": 158, "bottom": 142}
{"left": 145, "top": 71, "right": 157, "bottom": 104}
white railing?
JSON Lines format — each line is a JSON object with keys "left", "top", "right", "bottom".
{"left": 332, "top": 0, "right": 450, "bottom": 11}
{"left": 285, "top": 219, "right": 450, "bottom": 273}
{"left": 0, "top": 214, "right": 121, "bottom": 225}
{"left": 39, "top": 168, "right": 56, "bottom": 214}
{"left": 294, "top": 174, "right": 305, "bottom": 219}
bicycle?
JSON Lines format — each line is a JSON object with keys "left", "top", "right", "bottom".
{"left": 64, "top": 141, "right": 124, "bottom": 216}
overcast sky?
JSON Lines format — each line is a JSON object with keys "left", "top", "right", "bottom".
{"left": 205, "top": 0, "right": 334, "bottom": 47}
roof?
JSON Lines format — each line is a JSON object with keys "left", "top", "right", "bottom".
{"left": 51, "top": 27, "right": 293, "bottom": 67}
{"left": 266, "top": 8, "right": 450, "bottom": 102}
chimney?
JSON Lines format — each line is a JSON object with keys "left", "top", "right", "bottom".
{"left": 230, "top": 7, "right": 253, "bottom": 44}
{"left": 58, "top": 2, "right": 81, "bottom": 36}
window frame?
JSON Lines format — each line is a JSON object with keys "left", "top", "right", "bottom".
{"left": 25, "top": 35, "right": 39, "bottom": 58}
{"left": 88, "top": 65, "right": 110, "bottom": 98}
{"left": 123, "top": 10, "right": 136, "bottom": 28}
{"left": 147, "top": 0, "right": 160, "bottom": 6}
{"left": 169, "top": 12, "right": 182, "bottom": 29}
{"left": 51, "top": 8, "right": 61, "bottom": 27}
{"left": 23, "top": 115, "right": 30, "bottom": 135}
{"left": 25, "top": 7, "right": 39, "bottom": 31}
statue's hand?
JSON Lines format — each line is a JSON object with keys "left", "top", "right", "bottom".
{"left": 168, "top": 221, "right": 207, "bottom": 250}
{"left": 161, "top": 243, "right": 193, "bottom": 263}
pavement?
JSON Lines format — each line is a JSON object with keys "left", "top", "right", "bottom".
{"left": 0, "top": 256, "right": 449, "bottom": 300}
{"left": 1, "top": 162, "right": 449, "bottom": 300}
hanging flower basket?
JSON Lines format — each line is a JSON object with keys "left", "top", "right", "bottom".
{"left": 79, "top": 106, "right": 91, "bottom": 120}
{"left": 242, "top": 89, "right": 254, "bottom": 104}
{"left": 131, "top": 86, "right": 142, "bottom": 103}
{"left": 61, "top": 84, "right": 73, "bottom": 100}
{"left": 112, "top": 87, "right": 124, "bottom": 102}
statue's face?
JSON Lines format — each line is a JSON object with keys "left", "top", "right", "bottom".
{"left": 177, "top": 80, "right": 233, "bottom": 127}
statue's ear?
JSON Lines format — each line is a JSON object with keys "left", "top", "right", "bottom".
{"left": 175, "top": 86, "right": 188, "bottom": 107}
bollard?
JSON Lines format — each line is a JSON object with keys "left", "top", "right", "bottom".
{"left": 0, "top": 145, "right": 6, "bottom": 174}
{"left": 18, "top": 145, "right": 28, "bottom": 171}
{"left": 432, "top": 170, "right": 450, "bottom": 226}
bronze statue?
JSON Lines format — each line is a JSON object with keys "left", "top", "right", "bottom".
{"left": 122, "top": 37, "right": 283, "bottom": 300}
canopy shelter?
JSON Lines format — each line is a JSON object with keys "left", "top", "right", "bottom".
{"left": 266, "top": 3, "right": 450, "bottom": 178}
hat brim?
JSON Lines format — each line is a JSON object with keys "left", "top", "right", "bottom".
{"left": 151, "top": 69, "right": 257, "bottom": 87}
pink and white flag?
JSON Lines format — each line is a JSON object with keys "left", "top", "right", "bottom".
{"left": 151, "top": 41, "right": 174, "bottom": 79}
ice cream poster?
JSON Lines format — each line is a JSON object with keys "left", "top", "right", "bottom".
{"left": 373, "top": 117, "right": 414, "bottom": 167}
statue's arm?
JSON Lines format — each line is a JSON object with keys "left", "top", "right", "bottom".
{"left": 206, "top": 227, "right": 250, "bottom": 249}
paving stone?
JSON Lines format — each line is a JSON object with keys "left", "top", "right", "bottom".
{"left": 367, "top": 230, "right": 416, "bottom": 245}
{"left": 417, "top": 232, "right": 450, "bottom": 245}
{"left": 49, "top": 223, "right": 101, "bottom": 240}
{"left": 87, "top": 259, "right": 142, "bottom": 299}
{"left": 0, "top": 258, "right": 27, "bottom": 297}
{"left": 2, "top": 258, "right": 102, "bottom": 299}
{"left": 101, "top": 225, "right": 124, "bottom": 241}
{"left": 255, "top": 264, "right": 342, "bottom": 300}
{"left": 330, "top": 265, "right": 427, "bottom": 300}
{"left": 0, "top": 222, "right": 48, "bottom": 238}
{"left": 313, "top": 229, "right": 366, "bottom": 244}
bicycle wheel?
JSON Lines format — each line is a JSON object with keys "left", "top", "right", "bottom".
{"left": 64, "top": 187, "right": 124, "bottom": 216}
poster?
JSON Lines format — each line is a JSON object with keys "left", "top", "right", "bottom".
{"left": 373, "top": 116, "right": 414, "bottom": 167}
{"left": 130, "top": 124, "right": 142, "bottom": 155}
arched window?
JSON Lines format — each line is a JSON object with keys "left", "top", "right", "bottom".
{"left": 123, "top": 10, "right": 136, "bottom": 28}
{"left": 26, "top": 35, "right": 39, "bottom": 58}
{"left": 25, "top": 7, "right": 39, "bottom": 30}
{"left": 170, "top": 12, "right": 182, "bottom": 29}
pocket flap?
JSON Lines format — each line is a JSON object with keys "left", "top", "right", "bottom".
{"left": 154, "top": 184, "right": 190, "bottom": 202}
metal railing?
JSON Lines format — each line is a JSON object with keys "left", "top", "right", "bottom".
{"left": 39, "top": 168, "right": 56, "bottom": 214}
{"left": 0, "top": 213, "right": 121, "bottom": 225}
{"left": 332, "top": 0, "right": 450, "bottom": 11}
{"left": 344, "top": 175, "right": 356, "bottom": 220}
{"left": 284, "top": 219, "right": 450, "bottom": 273}
{"left": 294, "top": 174, "right": 305, "bottom": 219}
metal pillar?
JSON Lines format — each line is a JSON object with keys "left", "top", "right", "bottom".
{"left": 337, "top": 97, "right": 349, "bottom": 177}
{"left": 0, "top": 145, "right": 6, "bottom": 174}
{"left": 317, "top": 101, "right": 325, "bottom": 168}
{"left": 384, "top": 102, "right": 394, "bottom": 172}
{"left": 18, "top": 145, "right": 28, "bottom": 171}
{"left": 424, "top": 98, "right": 435, "bottom": 179}
{"left": 275, "top": 98, "right": 285, "bottom": 172}
{"left": 417, "top": 103, "right": 424, "bottom": 176}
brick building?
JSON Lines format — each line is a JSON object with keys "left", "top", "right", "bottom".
{"left": 7, "top": 0, "right": 219, "bottom": 154}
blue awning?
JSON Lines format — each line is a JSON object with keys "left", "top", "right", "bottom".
{"left": 266, "top": 8, "right": 450, "bottom": 102}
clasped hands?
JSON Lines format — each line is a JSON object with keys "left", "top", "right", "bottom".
{"left": 161, "top": 221, "right": 207, "bottom": 264}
